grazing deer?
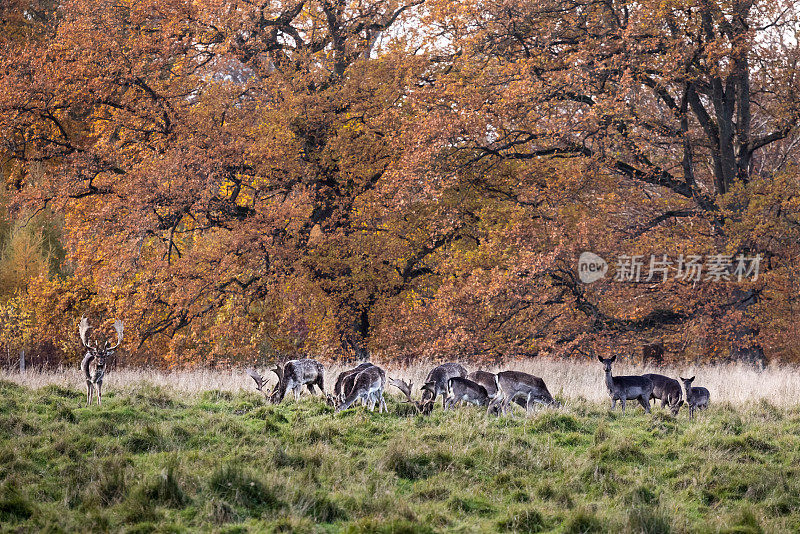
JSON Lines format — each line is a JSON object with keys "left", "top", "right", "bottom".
{"left": 679, "top": 376, "right": 710, "bottom": 418}
{"left": 467, "top": 370, "right": 526, "bottom": 410}
{"left": 79, "top": 317, "right": 123, "bottom": 406}
{"left": 387, "top": 378, "right": 434, "bottom": 415}
{"left": 598, "top": 355, "right": 654, "bottom": 413}
{"left": 642, "top": 373, "right": 683, "bottom": 416}
{"left": 444, "top": 377, "right": 489, "bottom": 410}
{"left": 334, "top": 362, "right": 375, "bottom": 404}
{"left": 336, "top": 365, "right": 387, "bottom": 413}
{"left": 248, "top": 359, "right": 324, "bottom": 403}
{"left": 466, "top": 370, "right": 498, "bottom": 398}
{"left": 245, "top": 368, "right": 274, "bottom": 401}
{"left": 421, "top": 362, "right": 467, "bottom": 409}
{"left": 489, "top": 370, "right": 559, "bottom": 415}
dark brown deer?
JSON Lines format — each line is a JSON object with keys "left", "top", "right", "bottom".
{"left": 679, "top": 376, "right": 710, "bottom": 418}
{"left": 421, "top": 362, "right": 467, "bottom": 409}
{"left": 79, "top": 317, "right": 123, "bottom": 406}
{"left": 598, "top": 355, "right": 654, "bottom": 413}
{"left": 642, "top": 373, "right": 683, "bottom": 416}
{"left": 444, "top": 377, "right": 489, "bottom": 410}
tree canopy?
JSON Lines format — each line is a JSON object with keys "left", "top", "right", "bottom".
{"left": 2, "top": 0, "right": 799, "bottom": 366}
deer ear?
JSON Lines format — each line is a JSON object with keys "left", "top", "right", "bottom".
{"left": 597, "top": 356, "right": 603, "bottom": 363}
{"left": 689, "top": 376, "right": 695, "bottom": 382}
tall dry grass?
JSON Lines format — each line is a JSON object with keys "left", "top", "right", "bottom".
{"left": 3, "top": 358, "right": 799, "bottom": 406}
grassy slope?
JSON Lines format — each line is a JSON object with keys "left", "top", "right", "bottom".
{"left": 1, "top": 380, "right": 799, "bottom": 533}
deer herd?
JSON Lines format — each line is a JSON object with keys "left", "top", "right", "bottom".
{"left": 244, "top": 355, "right": 711, "bottom": 419}
{"left": 75, "top": 318, "right": 711, "bottom": 417}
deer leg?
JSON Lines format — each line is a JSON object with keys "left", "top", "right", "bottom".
{"left": 86, "top": 382, "right": 92, "bottom": 406}
{"left": 97, "top": 382, "right": 102, "bottom": 406}
{"left": 620, "top": 398, "right": 626, "bottom": 413}
{"left": 638, "top": 395, "right": 650, "bottom": 413}
{"left": 610, "top": 398, "right": 617, "bottom": 411}
{"left": 307, "top": 383, "right": 316, "bottom": 395}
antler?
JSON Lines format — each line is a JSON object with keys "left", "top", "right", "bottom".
{"left": 246, "top": 368, "right": 265, "bottom": 391}
{"left": 388, "top": 377, "right": 431, "bottom": 414}
{"left": 79, "top": 317, "right": 94, "bottom": 349}
{"left": 107, "top": 319, "right": 124, "bottom": 350}
{"left": 388, "top": 377, "right": 414, "bottom": 402}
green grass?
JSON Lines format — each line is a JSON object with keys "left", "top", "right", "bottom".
{"left": 1, "top": 380, "right": 799, "bottom": 533}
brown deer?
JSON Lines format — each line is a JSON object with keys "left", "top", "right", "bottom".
{"left": 642, "top": 373, "right": 683, "bottom": 416}
{"left": 79, "top": 317, "right": 123, "bottom": 406}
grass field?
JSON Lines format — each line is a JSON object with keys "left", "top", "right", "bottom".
{"left": 1, "top": 363, "right": 799, "bottom": 533}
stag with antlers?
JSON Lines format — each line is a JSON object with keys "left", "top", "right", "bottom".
{"left": 388, "top": 378, "right": 434, "bottom": 415}
{"left": 79, "top": 317, "right": 124, "bottom": 406}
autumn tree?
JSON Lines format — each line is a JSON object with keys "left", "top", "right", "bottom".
{"left": 398, "top": 0, "right": 800, "bottom": 360}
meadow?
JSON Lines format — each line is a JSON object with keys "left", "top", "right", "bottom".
{"left": 1, "top": 361, "right": 799, "bottom": 533}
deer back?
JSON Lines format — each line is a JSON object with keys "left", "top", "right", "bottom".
{"left": 466, "top": 370, "right": 498, "bottom": 397}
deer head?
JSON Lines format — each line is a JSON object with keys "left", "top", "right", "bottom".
{"left": 79, "top": 317, "right": 124, "bottom": 365}
{"left": 598, "top": 354, "right": 616, "bottom": 372}
{"left": 388, "top": 378, "right": 433, "bottom": 415}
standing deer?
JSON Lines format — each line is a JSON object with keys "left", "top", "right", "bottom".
{"left": 421, "top": 362, "right": 467, "bottom": 409}
{"left": 336, "top": 365, "right": 387, "bottom": 413}
{"left": 642, "top": 373, "right": 683, "bottom": 416}
{"left": 333, "top": 362, "right": 375, "bottom": 405}
{"left": 387, "top": 378, "right": 434, "bottom": 415}
{"left": 444, "top": 377, "right": 489, "bottom": 410}
{"left": 679, "top": 376, "right": 710, "bottom": 418}
{"left": 598, "top": 355, "right": 654, "bottom": 413}
{"left": 79, "top": 317, "right": 123, "bottom": 406}
{"left": 489, "top": 371, "right": 559, "bottom": 415}
{"left": 248, "top": 359, "right": 324, "bottom": 403}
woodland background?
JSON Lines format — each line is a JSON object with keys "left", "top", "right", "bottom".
{"left": 1, "top": 0, "right": 800, "bottom": 368}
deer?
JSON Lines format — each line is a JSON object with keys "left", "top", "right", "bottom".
{"left": 387, "top": 377, "right": 434, "bottom": 415}
{"left": 332, "top": 362, "right": 375, "bottom": 405}
{"left": 488, "top": 370, "right": 559, "bottom": 415}
{"left": 247, "top": 358, "right": 324, "bottom": 403}
{"left": 679, "top": 376, "right": 710, "bottom": 419}
{"left": 444, "top": 377, "right": 490, "bottom": 410}
{"left": 421, "top": 362, "right": 467, "bottom": 409}
{"left": 642, "top": 373, "right": 684, "bottom": 416}
{"left": 335, "top": 365, "right": 387, "bottom": 413}
{"left": 467, "top": 370, "right": 526, "bottom": 410}
{"left": 79, "top": 317, "right": 123, "bottom": 407}
{"left": 598, "top": 355, "right": 654, "bottom": 413}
